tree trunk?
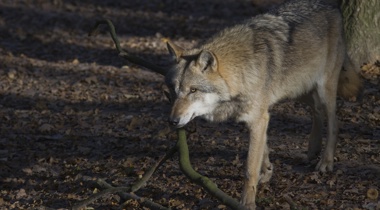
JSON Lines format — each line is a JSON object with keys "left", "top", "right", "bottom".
{"left": 341, "top": 0, "right": 380, "bottom": 70}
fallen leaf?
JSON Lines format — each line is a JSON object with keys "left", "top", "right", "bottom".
{"left": 16, "top": 189, "right": 27, "bottom": 199}
{"left": 72, "top": 58, "right": 79, "bottom": 65}
{"left": 7, "top": 69, "right": 17, "bottom": 79}
{"left": 22, "top": 168, "right": 33, "bottom": 175}
{"left": 344, "top": 188, "right": 359, "bottom": 194}
{"left": 127, "top": 116, "right": 142, "bottom": 131}
{"left": 310, "top": 173, "right": 322, "bottom": 184}
{"left": 367, "top": 188, "right": 379, "bottom": 200}
{"left": 39, "top": 124, "right": 54, "bottom": 132}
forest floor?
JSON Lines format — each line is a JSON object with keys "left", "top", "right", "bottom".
{"left": 0, "top": 1, "right": 379, "bottom": 209}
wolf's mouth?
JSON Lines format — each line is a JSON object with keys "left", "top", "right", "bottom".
{"left": 174, "top": 113, "right": 195, "bottom": 128}
{"left": 190, "top": 113, "right": 196, "bottom": 121}
{"left": 175, "top": 124, "right": 185, "bottom": 128}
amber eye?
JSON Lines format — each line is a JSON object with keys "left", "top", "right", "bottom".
{"left": 190, "top": 88, "right": 197, "bottom": 93}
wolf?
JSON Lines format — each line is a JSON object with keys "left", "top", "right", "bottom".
{"left": 164, "top": 0, "right": 361, "bottom": 209}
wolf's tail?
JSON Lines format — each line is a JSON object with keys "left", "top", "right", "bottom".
{"left": 337, "top": 56, "right": 362, "bottom": 99}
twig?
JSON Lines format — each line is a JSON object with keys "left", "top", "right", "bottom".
{"left": 71, "top": 186, "right": 131, "bottom": 210}
{"left": 283, "top": 194, "right": 297, "bottom": 210}
{"left": 72, "top": 143, "right": 177, "bottom": 210}
{"left": 176, "top": 128, "right": 246, "bottom": 210}
{"left": 130, "top": 144, "right": 178, "bottom": 192}
{"left": 96, "top": 179, "right": 170, "bottom": 210}
{"left": 71, "top": 180, "right": 169, "bottom": 210}
{"left": 89, "top": 19, "right": 168, "bottom": 75}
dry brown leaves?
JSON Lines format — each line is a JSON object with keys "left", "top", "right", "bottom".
{"left": 0, "top": 1, "right": 379, "bottom": 210}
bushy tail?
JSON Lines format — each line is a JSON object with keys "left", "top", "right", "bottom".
{"left": 337, "top": 56, "right": 362, "bottom": 99}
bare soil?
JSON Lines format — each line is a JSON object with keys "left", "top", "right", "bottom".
{"left": 0, "top": 1, "right": 379, "bottom": 209}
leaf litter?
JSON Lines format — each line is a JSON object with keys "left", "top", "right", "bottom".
{"left": 0, "top": 0, "right": 379, "bottom": 209}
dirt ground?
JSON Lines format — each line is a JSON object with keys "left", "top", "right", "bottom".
{"left": 0, "top": 1, "right": 379, "bottom": 209}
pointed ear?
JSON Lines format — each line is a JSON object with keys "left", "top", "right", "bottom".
{"left": 196, "top": 50, "right": 218, "bottom": 73}
{"left": 166, "top": 41, "right": 184, "bottom": 62}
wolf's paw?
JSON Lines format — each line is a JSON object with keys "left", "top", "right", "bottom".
{"left": 240, "top": 201, "right": 256, "bottom": 210}
{"left": 241, "top": 187, "right": 257, "bottom": 210}
{"left": 315, "top": 158, "right": 334, "bottom": 172}
{"left": 245, "top": 203, "right": 256, "bottom": 210}
{"left": 259, "top": 163, "right": 273, "bottom": 183}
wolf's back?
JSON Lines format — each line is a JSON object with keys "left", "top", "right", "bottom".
{"left": 270, "top": 0, "right": 362, "bottom": 100}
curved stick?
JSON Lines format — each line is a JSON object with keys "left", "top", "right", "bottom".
{"left": 130, "top": 145, "right": 178, "bottom": 192}
{"left": 176, "top": 128, "right": 246, "bottom": 210}
{"left": 89, "top": 19, "right": 168, "bottom": 76}
{"left": 71, "top": 179, "right": 169, "bottom": 210}
{"left": 71, "top": 144, "right": 177, "bottom": 209}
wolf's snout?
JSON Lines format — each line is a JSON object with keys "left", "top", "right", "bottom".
{"left": 168, "top": 117, "right": 180, "bottom": 126}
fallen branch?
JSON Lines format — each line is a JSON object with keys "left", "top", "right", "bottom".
{"left": 176, "top": 128, "right": 246, "bottom": 210}
{"left": 89, "top": 19, "right": 168, "bottom": 75}
{"left": 71, "top": 178, "right": 169, "bottom": 210}
{"left": 72, "top": 185, "right": 131, "bottom": 210}
{"left": 130, "top": 144, "right": 177, "bottom": 192}
{"left": 71, "top": 144, "right": 177, "bottom": 209}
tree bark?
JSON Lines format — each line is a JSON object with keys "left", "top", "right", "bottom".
{"left": 341, "top": 0, "right": 380, "bottom": 70}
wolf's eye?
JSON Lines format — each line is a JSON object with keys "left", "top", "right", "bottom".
{"left": 190, "top": 88, "right": 197, "bottom": 93}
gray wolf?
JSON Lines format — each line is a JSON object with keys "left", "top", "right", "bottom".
{"left": 164, "top": 0, "right": 361, "bottom": 209}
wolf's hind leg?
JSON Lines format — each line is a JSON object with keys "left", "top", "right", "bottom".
{"left": 259, "top": 143, "right": 273, "bottom": 183}
{"left": 315, "top": 86, "right": 338, "bottom": 172}
{"left": 316, "top": 60, "right": 341, "bottom": 172}
{"left": 299, "top": 90, "right": 324, "bottom": 161}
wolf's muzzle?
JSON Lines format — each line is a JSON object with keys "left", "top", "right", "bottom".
{"left": 168, "top": 117, "right": 180, "bottom": 126}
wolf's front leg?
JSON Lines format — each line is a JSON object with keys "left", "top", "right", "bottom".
{"left": 241, "top": 111, "right": 270, "bottom": 210}
{"left": 259, "top": 144, "right": 273, "bottom": 183}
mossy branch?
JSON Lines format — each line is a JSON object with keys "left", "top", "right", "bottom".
{"left": 176, "top": 128, "right": 246, "bottom": 210}
{"left": 89, "top": 19, "right": 168, "bottom": 75}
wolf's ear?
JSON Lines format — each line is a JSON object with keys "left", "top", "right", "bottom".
{"left": 196, "top": 50, "right": 218, "bottom": 73}
{"left": 167, "top": 41, "right": 183, "bottom": 62}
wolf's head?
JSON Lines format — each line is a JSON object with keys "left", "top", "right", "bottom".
{"left": 165, "top": 41, "right": 229, "bottom": 128}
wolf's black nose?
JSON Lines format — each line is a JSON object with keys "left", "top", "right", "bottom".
{"left": 169, "top": 117, "right": 179, "bottom": 126}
